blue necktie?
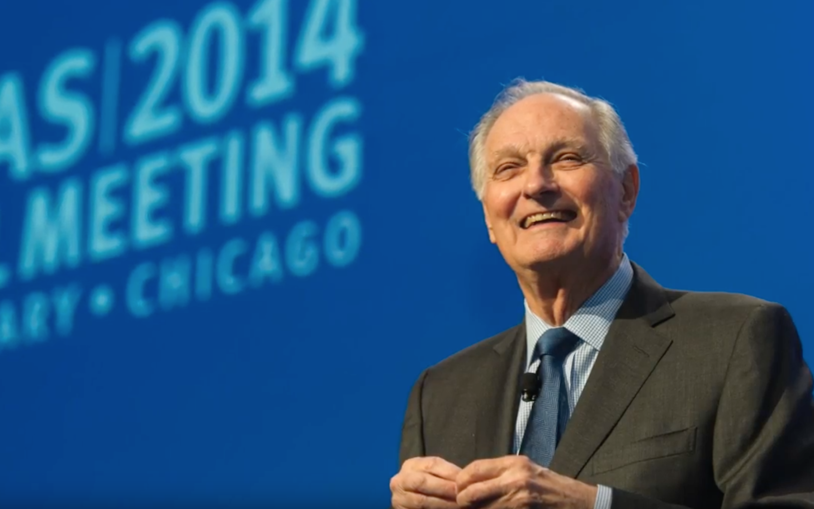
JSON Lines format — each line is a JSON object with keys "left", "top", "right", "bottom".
{"left": 519, "top": 327, "right": 579, "bottom": 467}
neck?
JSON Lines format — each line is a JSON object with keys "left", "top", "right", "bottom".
{"left": 519, "top": 251, "right": 623, "bottom": 326}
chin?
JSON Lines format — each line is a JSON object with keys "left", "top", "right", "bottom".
{"left": 519, "top": 245, "right": 576, "bottom": 270}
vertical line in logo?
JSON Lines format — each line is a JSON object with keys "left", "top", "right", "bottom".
{"left": 98, "top": 38, "right": 122, "bottom": 155}
{"left": 0, "top": 212, "right": 9, "bottom": 289}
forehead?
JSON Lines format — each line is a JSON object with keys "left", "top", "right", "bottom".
{"left": 485, "top": 93, "right": 597, "bottom": 157}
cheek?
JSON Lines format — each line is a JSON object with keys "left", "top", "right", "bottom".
{"left": 590, "top": 187, "right": 626, "bottom": 236}
{"left": 485, "top": 187, "right": 520, "bottom": 222}
{"left": 571, "top": 177, "right": 620, "bottom": 228}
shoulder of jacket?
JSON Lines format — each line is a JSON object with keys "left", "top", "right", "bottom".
{"left": 424, "top": 323, "right": 522, "bottom": 378}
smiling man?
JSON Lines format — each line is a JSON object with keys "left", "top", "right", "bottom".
{"left": 389, "top": 80, "right": 814, "bottom": 509}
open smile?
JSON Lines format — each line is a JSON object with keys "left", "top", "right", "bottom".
{"left": 520, "top": 210, "right": 578, "bottom": 229}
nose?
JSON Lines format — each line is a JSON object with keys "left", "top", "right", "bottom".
{"left": 523, "top": 159, "right": 559, "bottom": 198}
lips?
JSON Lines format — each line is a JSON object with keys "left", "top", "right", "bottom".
{"left": 521, "top": 210, "right": 577, "bottom": 229}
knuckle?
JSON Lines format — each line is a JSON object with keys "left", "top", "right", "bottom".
{"left": 392, "top": 491, "right": 408, "bottom": 509}
{"left": 411, "top": 492, "right": 430, "bottom": 509}
{"left": 521, "top": 460, "right": 538, "bottom": 475}
{"left": 457, "top": 489, "right": 474, "bottom": 507}
{"left": 412, "top": 456, "right": 438, "bottom": 472}
{"left": 508, "top": 474, "right": 532, "bottom": 492}
{"left": 390, "top": 471, "right": 408, "bottom": 492}
{"left": 426, "top": 456, "right": 442, "bottom": 469}
{"left": 467, "top": 459, "right": 486, "bottom": 473}
{"left": 407, "top": 457, "right": 431, "bottom": 475}
{"left": 412, "top": 473, "right": 427, "bottom": 491}
{"left": 400, "top": 471, "right": 429, "bottom": 493}
{"left": 517, "top": 493, "right": 536, "bottom": 506}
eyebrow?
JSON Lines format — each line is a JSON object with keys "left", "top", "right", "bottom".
{"left": 547, "top": 138, "right": 593, "bottom": 154}
{"left": 489, "top": 138, "right": 592, "bottom": 163}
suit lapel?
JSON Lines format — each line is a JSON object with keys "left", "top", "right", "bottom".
{"left": 549, "top": 264, "right": 675, "bottom": 478}
{"left": 474, "top": 323, "right": 527, "bottom": 460}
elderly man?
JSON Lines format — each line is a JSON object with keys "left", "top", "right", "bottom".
{"left": 389, "top": 80, "right": 814, "bottom": 509}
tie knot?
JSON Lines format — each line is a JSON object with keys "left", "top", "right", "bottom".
{"left": 534, "top": 327, "right": 578, "bottom": 359}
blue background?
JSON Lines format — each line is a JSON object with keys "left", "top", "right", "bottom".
{"left": 0, "top": 0, "right": 812, "bottom": 506}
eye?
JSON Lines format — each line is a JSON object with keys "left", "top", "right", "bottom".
{"left": 494, "top": 162, "right": 520, "bottom": 175}
{"left": 559, "top": 153, "right": 582, "bottom": 161}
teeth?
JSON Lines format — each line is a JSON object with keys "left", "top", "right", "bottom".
{"left": 523, "top": 211, "right": 572, "bottom": 228}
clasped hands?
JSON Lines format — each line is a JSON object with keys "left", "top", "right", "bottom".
{"left": 391, "top": 455, "right": 597, "bottom": 509}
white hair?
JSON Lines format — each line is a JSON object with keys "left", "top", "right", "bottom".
{"left": 468, "top": 79, "right": 638, "bottom": 239}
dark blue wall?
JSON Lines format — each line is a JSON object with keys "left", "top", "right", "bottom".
{"left": 0, "top": 0, "right": 811, "bottom": 505}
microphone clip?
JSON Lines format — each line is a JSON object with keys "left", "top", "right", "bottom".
{"left": 520, "top": 371, "right": 541, "bottom": 402}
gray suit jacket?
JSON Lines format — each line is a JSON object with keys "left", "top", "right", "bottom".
{"left": 398, "top": 264, "right": 814, "bottom": 508}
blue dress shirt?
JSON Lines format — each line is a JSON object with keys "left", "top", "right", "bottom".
{"left": 514, "top": 254, "right": 633, "bottom": 509}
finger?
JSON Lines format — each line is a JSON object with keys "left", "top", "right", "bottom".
{"left": 398, "top": 471, "right": 458, "bottom": 500}
{"left": 456, "top": 457, "right": 514, "bottom": 490}
{"left": 407, "top": 456, "right": 462, "bottom": 481}
{"left": 393, "top": 490, "right": 460, "bottom": 509}
{"left": 456, "top": 477, "right": 508, "bottom": 508}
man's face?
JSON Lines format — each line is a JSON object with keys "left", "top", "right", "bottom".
{"left": 481, "top": 93, "right": 637, "bottom": 274}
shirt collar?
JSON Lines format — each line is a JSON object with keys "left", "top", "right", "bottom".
{"left": 524, "top": 254, "right": 634, "bottom": 366}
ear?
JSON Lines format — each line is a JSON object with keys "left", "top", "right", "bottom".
{"left": 482, "top": 202, "right": 497, "bottom": 244}
{"left": 619, "top": 164, "right": 640, "bottom": 223}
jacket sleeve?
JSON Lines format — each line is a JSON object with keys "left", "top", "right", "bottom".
{"left": 612, "top": 303, "right": 814, "bottom": 508}
{"left": 712, "top": 303, "right": 814, "bottom": 507}
{"left": 399, "top": 369, "right": 429, "bottom": 466}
